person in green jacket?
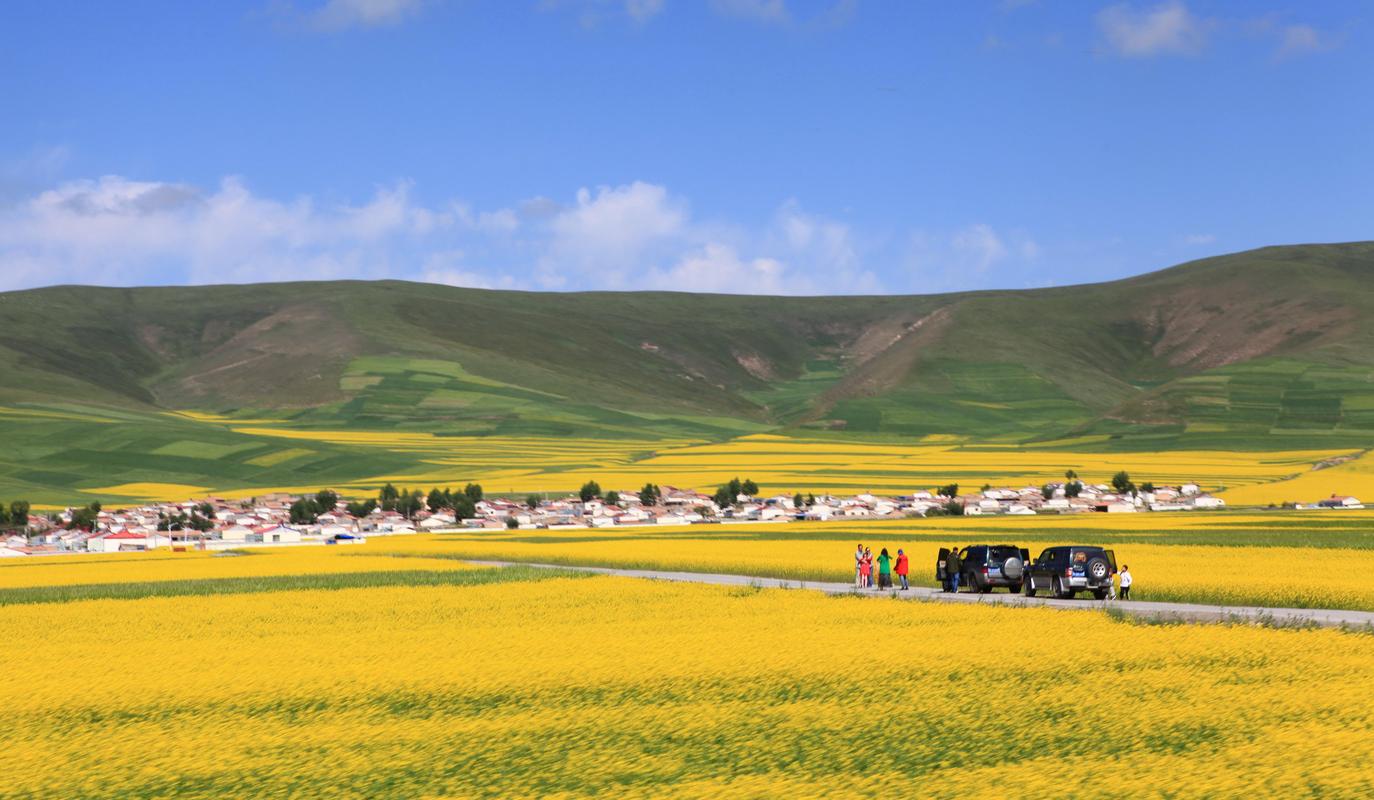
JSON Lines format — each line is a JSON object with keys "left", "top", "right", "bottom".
{"left": 876, "top": 548, "right": 893, "bottom": 589}
{"left": 946, "top": 547, "right": 962, "bottom": 593}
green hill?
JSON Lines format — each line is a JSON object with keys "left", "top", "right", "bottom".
{"left": 5, "top": 241, "right": 1374, "bottom": 502}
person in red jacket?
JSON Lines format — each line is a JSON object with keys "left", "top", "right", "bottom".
{"left": 894, "top": 548, "right": 910, "bottom": 591}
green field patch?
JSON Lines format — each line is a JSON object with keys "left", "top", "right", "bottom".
{"left": 245, "top": 448, "right": 316, "bottom": 467}
{"left": 0, "top": 564, "right": 589, "bottom": 606}
{"left": 151, "top": 440, "right": 260, "bottom": 459}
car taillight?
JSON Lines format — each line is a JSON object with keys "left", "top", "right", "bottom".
{"left": 1064, "top": 567, "right": 1073, "bottom": 577}
{"left": 981, "top": 566, "right": 989, "bottom": 574}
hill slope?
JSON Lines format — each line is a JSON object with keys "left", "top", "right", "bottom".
{"left": 5, "top": 242, "right": 1374, "bottom": 447}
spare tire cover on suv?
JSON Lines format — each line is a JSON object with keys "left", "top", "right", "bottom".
{"left": 1086, "top": 556, "right": 1110, "bottom": 581}
{"left": 1002, "top": 556, "right": 1024, "bottom": 580}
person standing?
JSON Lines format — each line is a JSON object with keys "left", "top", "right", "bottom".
{"left": 877, "top": 548, "right": 892, "bottom": 589}
{"left": 946, "top": 547, "right": 962, "bottom": 593}
{"left": 860, "top": 547, "right": 873, "bottom": 588}
{"left": 895, "top": 548, "right": 909, "bottom": 591}
{"left": 1119, "top": 564, "right": 1132, "bottom": 600}
{"left": 854, "top": 544, "right": 865, "bottom": 588}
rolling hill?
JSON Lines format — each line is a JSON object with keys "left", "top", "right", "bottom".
{"left": 5, "top": 241, "right": 1374, "bottom": 503}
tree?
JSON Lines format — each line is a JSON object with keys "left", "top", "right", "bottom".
{"left": 526, "top": 494, "right": 540, "bottom": 510}
{"left": 506, "top": 516, "right": 520, "bottom": 529}
{"left": 289, "top": 498, "right": 320, "bottom": 525}
{"left": 981, "top": 483, "right": 991, "bottom": 493}
{"left": 712, "top": 485, "right": 733, "bottom": 509}
{"left": 604, "top": 490, "right": 621, "bottom": 505}
{"left": 1041, "top": 484, "right": 1055, "bottom": 500}
{"left": 10, "top": 500, "right": 30, "bottom": 525}
{"left": 427, "top": 488, "right": 447, "bottom": 513}
{"left": 806, "top": 493, "right": 816, "bottom": 506}
{"left": 1111, "top": 471, "right": 1132, "bottom": 494}
{"left": 0, "top": 505, "right": 8, "bottom": 526}
{"left": 943, "top": 499, "right": 964, "bottom": 516}
{"left": 197, "top": 502, "right": 214, "bottom": 518}
{"left": 579, "top": 481, "right": 601, "bottom": 503}
{"left": 379, "top": 483, "right": 400, "bottom": 512}
{"left": 639, "top": 483, "right": 660, "bottom": 505}
{"left": 1141, "top": 481, "right": 1156, "bottom": 494}
{"left": 315, "top": 490, "right": 339, "bottom": 513}
{"left": 397, "top": 490, "right": 424, "bottom": 519}
{"left": 937, "top": 484, "right": 959, "bottom": 499}
{"left": 793, "top": 492, "right": 805, "bottom": 509}
{"left": 1065, "top": 469, "right": 1078, "bottom": 481}
{"left": 741, "top": 479, "right": 759, "bottom": 497}
{"left": 1065, "top": 480, "right": 1083, "bottom": 498}
{"left": 346, "top": 499, "right": 377, "bottom": 517}
{"left": 464, "top": 483, "right": 484, "bottom": 503}
{"left": 453, "top": 496, "right": 476, "bottom": 520}
{"left": 70, "top": 504, "right": 99, "bottom": 530}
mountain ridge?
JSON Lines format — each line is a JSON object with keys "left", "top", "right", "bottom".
{"left": 5, "top": 241, "right": 1374, "bottom": 447}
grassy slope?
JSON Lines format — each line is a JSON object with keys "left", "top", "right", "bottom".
{"left": 5, "top": 242, "right": 1374, "bottom": 502}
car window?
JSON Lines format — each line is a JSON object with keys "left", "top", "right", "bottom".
{"left": 1071, "top": 549, "right": 1091, "bottom": 566}
{"left": 989, "top": 546, "right": 1019, "bottom": 562}
{"left": 966, "top": 546, "right": 986, "bottom": 563}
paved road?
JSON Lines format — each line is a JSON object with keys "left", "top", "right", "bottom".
{"left": 469, "top": 560, "right": 1374, "bottom": 629}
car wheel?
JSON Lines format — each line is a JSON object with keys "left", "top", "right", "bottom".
{"left": 1086, "top": 557, "right": 1110, "bottom": 582}
{"left": 1023, "top": 579, "right": 1036, "bottom": 597}
{"left": 1053, "top": 577, "right": 1072, "bottom": 599}
{"left": 1092, "top": 588, "right": 1109, "bottom": 600}
{"left": 1008, "top": 582, "right": 1022, "bottom": 594}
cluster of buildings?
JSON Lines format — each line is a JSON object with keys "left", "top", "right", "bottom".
{"left": 0, "top": 479, "right": 1239, "bottom": 558}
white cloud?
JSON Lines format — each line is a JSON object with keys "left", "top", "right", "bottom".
{"left": 546, "top": 182, "right": 686, "bottom": 273}
{"left": 905, "top": 223, "right": 1040, "bottom": 291}
{"left": 711, "top": 0, "right": 788, "bottom": 23}
{"left": 1096, "top": 1, "right": 1208, "bottom": 57}
{"left": 1183, "top": 233, "right": 1216, "bottom": 245}
{"left": 539, "top": 0, "right": 666, "bottom": 27}
{"left": 951, "top": 223, "right": 1008, "bottom": 272}
{"left": 0, "top": 175, "right": 887, "bottom": 296}
{"left": 647, "top": 244, "right": 789, "bottom": 294}
{"left": 1276, "top": 24, "right": 1337, "bottom": 59}
{"left": 308, "top": 0, "right": 424, "bottom": 30}
{"left": 624, "top": 0, "right": 665, "bottom": 22}
{"left": 0, "top": 175, "right": 454, "bottom": 289}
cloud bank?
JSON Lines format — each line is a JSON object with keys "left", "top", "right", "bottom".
{"left": 0, "top": 175, "right": 916, "bottom": 295}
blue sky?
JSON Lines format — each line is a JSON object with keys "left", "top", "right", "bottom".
{"left": 1, "top": 0, "right": 1370, "bottom": 294}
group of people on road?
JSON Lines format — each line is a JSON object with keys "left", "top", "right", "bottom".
{"left": 853, "top": 545, "right": 1134, "bottom": 599}
{"left": 853, "top": 544, "right": 910, "bottom": 590}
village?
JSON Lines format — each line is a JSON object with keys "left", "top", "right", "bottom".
{"left": 3, "top": 472, "right": 1325, "bottom": 557}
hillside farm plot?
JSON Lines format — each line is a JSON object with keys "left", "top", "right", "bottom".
{"left": 0, "top": 398, "right": 1359, "bottom": 506}
{"left": 3, "top": 549, "right": 1374, "bottom": 798}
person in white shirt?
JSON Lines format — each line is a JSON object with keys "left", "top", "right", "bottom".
{"left": 1118, "top": 565, "right": 1133, "bottom": 600}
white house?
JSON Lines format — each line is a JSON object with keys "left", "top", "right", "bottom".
{"left": 1191, "top": 495, "right": 1226, "bottom": 509}
{"left": 252, "top": 525, "right": 301, "bottom": 544}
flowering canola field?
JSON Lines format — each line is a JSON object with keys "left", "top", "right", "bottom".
{"left": 76, "top": 424, "right": 1348, "bottom": 503}
{"left": 373, "top": 512, "right": 1374, "bottom": 611}
{"left": 3, "top": 566, "right": 1374, "bottom": 799}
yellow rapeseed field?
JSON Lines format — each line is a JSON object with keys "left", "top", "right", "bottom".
{"left": 100, "top": 413, "right": 1356, "bottom": 501}
{"left": 3, "top": 574, "right": 1373, "bottom": 798}
{"left": 368, "top": 511, "right": 1374, "bottom": 610}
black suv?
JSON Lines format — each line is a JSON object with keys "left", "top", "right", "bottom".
{"left": 937, "top": 544, "right": 1031, "bottom": 593}
{"left": 1024, "top": 546, "right": 1117, "bottom": 600}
